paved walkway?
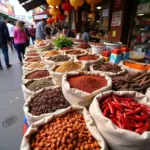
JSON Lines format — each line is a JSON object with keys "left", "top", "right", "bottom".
{"left": 0, "top": 48, "right": 24, "bottom": 150}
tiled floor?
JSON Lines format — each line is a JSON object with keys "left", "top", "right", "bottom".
{"left": 0, "top": 49, "right": 24, "bottom": 150}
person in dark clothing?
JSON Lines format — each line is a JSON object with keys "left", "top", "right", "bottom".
{"left": 22, "top": 21, "right": 30, "bottom": 46}
{"left": 29, "top": 25, "right": 36, "bottom": 44}
{"left": 66, "top": 29, "right": 75, "bottom": 38}
{"left": 0, "top": 20, "right": 12, "bottom": 70}
{"left": 44, "top": 24, "right": 52, "bottom": 39}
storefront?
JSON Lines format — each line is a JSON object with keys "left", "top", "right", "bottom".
{"left": 129, "top": 0, "right": 150, "bottom": 52}
{"left": 0, "top": 3, "right": 9, "bottom": 20}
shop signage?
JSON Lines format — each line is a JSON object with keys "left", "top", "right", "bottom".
{"left": 137, "top": 2, "right": 150, "bottom": 14}
{"left": 7, "top": 4, "right": 15, "bottom": 17}
{"left": 102, "top": 9, "right": 108, "bottom": 17}
{"left": 34, "top": 14, "right": 48, "bottom": 20}
{"left": 111, "top": 11, "right": 122, "bottom": 26}
{"left": 0, "top": 3, "right": 8, "bottom": 14}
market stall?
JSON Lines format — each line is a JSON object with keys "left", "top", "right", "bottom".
{"left": 20, "top": 34, "right": 150, "bottom": 150}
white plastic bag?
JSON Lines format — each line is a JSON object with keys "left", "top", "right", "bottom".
{"left": 21, "top": 106, "right": 108, "bottom": 150}
{"left": 50, "top": 62, "right": 87, "bottom": 86}
{"left": 89, "top": 90, "right": 150, "bottom": 150}
{"left": 62, "top": 71, "right": 112, "bottom": 107}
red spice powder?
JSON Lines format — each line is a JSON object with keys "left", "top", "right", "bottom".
{"left": 26, "top": 70, "right": 50, "bottom": 79}
{"left": 60, "top": 47, "right": 70, "bottom": 51}
{"left": 67, "top": 50, "right": 85, "bottom": 55}
{"left": 26, "top": 57, "right": 41, "bottom": 62}
{"left": 78, "top": 55, "right": 99, "bottom": 61}
{"left": 27, "top": 53, "right": 39, "bottom": 57}
{"left": 68, "top": 75, "right": 107, "bottom": 93}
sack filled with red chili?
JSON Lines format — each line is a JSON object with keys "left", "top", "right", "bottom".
{"left": 89, "top": 91, "right": 150, "bottom": 150}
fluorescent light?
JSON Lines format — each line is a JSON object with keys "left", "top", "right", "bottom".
{"left": 97, "top": 21, "right": 100, "bottom": 23}
{"left": 137, "top": 14, "right": 144, "bottom": 16}
{"left": 97, "top": 6, "right": 101, "bottom": 10}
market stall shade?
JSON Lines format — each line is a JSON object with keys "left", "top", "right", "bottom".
{"left": 70, "top": 0, "right": 84, "bottom": 22}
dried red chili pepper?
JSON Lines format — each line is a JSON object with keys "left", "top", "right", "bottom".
{"left": 126, "top": 107, "right": 142, "bottom": 115}
{"left": 135, "top": 122, "right": 145, "bottom": 128}
{"left": 135, "top": 121, "right": 149, "bottom": 134}
{"left": 108, "top": 102, "right": 114, "bottom": 114}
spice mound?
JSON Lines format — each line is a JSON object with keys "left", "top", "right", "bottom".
{"left": 77, "top": 42, "right": 91, "bottom": 49}
{"left": 100, "top": 94, "right": 150, "bottom": 134}
{"left": 29, "top": 87, "right": 70, "bottom": 116}
{"left": 60, "top": 47, "right": 70, "bottom": 51}
{"left": 43, "top": 50, "right": 61, "bottom": 57}
{"left": 26, "top": 78, "right": 54, "bottom": 92}
{"left": 112, "top": 71, "right": 150, "bottom": 94}
{"left": 31, "top": 112, "right": 100, "bottom": 150}
{"left": 78, "top": 54, "right": 99, "bottom": 61}
{"left": 26, "top": 53, "right": 39, "bottom": 57}
{"left": 124, "top": 61, "right": 150, "bottom": 71}
{"left": 25, "top": 62, "right": 45, "bottom": 69}
{"left": 93, "top": 63, "right": 122, "bottom": 73}
{"left": 55, "top": 62, "right": 83, "bottom": 73}
{"left": 66, "top": 49, "right": 85, "bottom": 55}
{"left": 25, "top": 57, "right": 41, "bottom": 62}
{"left": 26, "top": 70, "right": 50, "bottom": 79}
{"left": 68, "top": 75, "right": 107, "bottom": 93}
{"left": 48, "top": 55, "right": 70, "bottom": 62}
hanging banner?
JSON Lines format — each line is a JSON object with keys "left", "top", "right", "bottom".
{"left": 137, "top": 2, "right": 150, "bottom": 14}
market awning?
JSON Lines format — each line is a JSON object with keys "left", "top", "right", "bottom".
{"left": 18, "top": 0, "right": 46, "bottom": 11}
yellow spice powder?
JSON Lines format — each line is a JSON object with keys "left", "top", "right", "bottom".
{"left": 26, "top": 62, "right": 45, "bottom": 69}
{"left": 44, "top": 50, "right": 61, "bottom": 57}
{"left": 55, "top": 62, "right": 82, "bottom": 73}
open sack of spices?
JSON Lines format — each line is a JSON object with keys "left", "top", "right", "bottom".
{"left": 75, "top": 53, "right": 104, "bottom": 65}
{"left": 21, "top": 106, "right": 108, "bottom": 150}
{"left": 26, "top": 45, "right": 36, "bottom": 52}
{"left": 22, "top": 70, "right": 50, "bottom": 83}
{"left": 120, "top": 60, "right": 150, "bottom": 73}
{"left": 24, "top": 87, "right": 70, "bottom": 125}
{"left": 45, "top": 54, "right": 73, "bottom": 69}
{"left": 64, "top": 49, "right": 87, "bottom": 57}
{"left": 50, "top": 61, "right": 87, "bottom": 86}
{"left": 23, "top": 57, "right": 41, "bottom": 64}
{"left": 22, "top": 77, "right": 56, "bottom": 101}
{"left": 35, "top": 42, "right": 52, "bottom": 52}
{"left": 90, "top": 61, "right": 126, "bottom": 76}
{"left": 62, "top": 71, "right": 112, "bottom": 107}
{"left": 22, "top": 62, "right": 46, "bottom": 75}
{"left": 89, "top": 90, "right": 150, "bottom": 150}
{"left": 25, "top": 52, "right": 40, "bottom": 58}
{"left": 112, "top": 71, "right": 150, "bottom": 94}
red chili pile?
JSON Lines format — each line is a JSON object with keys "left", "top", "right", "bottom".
{"left": 60, "top": 47, "right": 71, "bottom": 51}
{"left": 100, "top": 95, "right": 150, "bottom": 134}
{"left": 25, "top": 57, "right": 41, "bottom": 62}
{"left": 26, "top": 70, "right": 50, "bottom": 79}
{"left": 78, "top": 55, "right": 99, "bottom": 61}
{"left": 26, "top": 53, "right": 39, "bottom": 57}
{"left": 68, "top": 75, "right": 107, "bottom": 93}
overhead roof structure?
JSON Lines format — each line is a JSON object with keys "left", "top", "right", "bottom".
{"left": 18, "top": 0, "right": 46, "bottom": 11}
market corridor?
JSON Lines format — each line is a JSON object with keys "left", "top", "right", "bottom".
{"left": 0, "top": 50, "right": 24, "bottom": 150}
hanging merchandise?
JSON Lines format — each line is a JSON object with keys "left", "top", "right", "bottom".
{"left": 49, "top": 7, "right": 60, "bottom": 22}
{"left": 46, "top": 0, "right": 61, "bottom": 8}
{"left": 70, "top": 0, "right": 84, "bottom": 22}
{"left": 86, "top": 0, "right": 102, "bottom": 21}
{"left": 61, "top": 1, "right": 73, "bottom": 15}
{"left": 57, "top": 13, "right": 67, "bottom": 21}
{"left": 47, "top": 18, "right": 51, "bottom": 24}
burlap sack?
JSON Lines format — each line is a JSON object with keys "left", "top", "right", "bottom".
{"left": 22, "top": 69, "right": 51, "bottom": 83}
{"left": 64, "top": 49, "right": 87, "bottom": 57}
{"left": 22, "top": 62, "right": 46, "bottom": 75}
{"left": 21, "top": 106, "right": 108, "bottom": 150}
{"left": 119, "top": 60, "right": 150, "bottom": 73}
{"left": 75, "top": 53, "right": 104, "bottom": 65}
{"left": 22, "top": 77, "right": 55, "bottom": 101}
{"left": 62, "top": 71, "right": 112, "bottom": 107}
{"left": 89, "top": 90, "right": 150, "bottom": 150}
{"left": 23, "top": 86, "right": 65, "bottom": 125}
{"left": 50, "top": 62, "right": 87, "bottom": 86}
{"left": 90, "top": 62, "right": 126, "bottom": 76}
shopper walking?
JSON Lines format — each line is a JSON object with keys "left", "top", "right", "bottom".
{"left": 36, "top": 18, "right": 46, "bottom": 40}
{"left": 14, "top": 21, "right": 27, "bottom": 65}
{"left": 6, "top": 19, "right": 15, "bottom": 51}
{"left": 0, "top": 20, "right": 12, "bottom": 70}
{"left": 29, "top": 25, "right": 36, "bottom": 44}
{"left": 82, "top": 28, "right": 90, "bottom": 42}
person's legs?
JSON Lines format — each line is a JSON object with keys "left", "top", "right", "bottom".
{"left": 20, "top": 44, "right": 25, "bottom": 59}
{"left": 0, "top": 58, "right": 2, "bottom": 70}
{"left": 31, "top": 36, "right": 35, "bottom": 44}
{"left": 10, "top": 37, "right": 13, "bottom": 51}
{"left": 1, "top": 44, "right": 10, "bottom": 67}
{"left": 15, "top": 44, "right": 23, "bottom": 63}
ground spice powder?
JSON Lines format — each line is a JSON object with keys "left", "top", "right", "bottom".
{"left": 78, "top": 55, "right": 99, "bottom": 61}
{"left": 25, "top": 62, "right": 45, "bottom": 69}
{"left": 55, "top": 62, "right": 82, "bottom": 73}
{"left": 66, "top": 50, "right": 85, "bottom": 55}
{"left": 25, "top": 57, "right": 41, "bottom": 62}
{"left": 26, "top": 53, "right": 39, "bottom": 57}
{"left": 44, "top": 50, "right": 61, "bottom": 57}
{"left": 68, "top": 75, "right": 107, "bottom": 93}
{"left": 26, "top": 70, "right": 50, "bottom": 79}
{"left": 124, "top": 61, "right": 150, "bottom": 71}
